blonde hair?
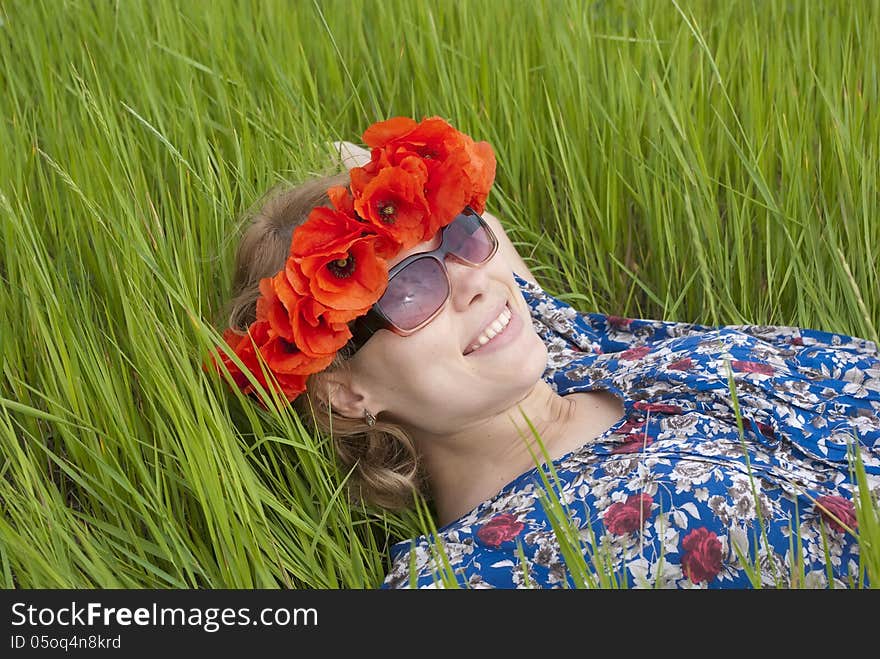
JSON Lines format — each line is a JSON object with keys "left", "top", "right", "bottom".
{"left": 220, "top": 173, "right": 426, "bottom": 511}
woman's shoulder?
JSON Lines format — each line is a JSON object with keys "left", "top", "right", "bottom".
{"left": 514, "top": 273, "right": 607, "bottom": 356}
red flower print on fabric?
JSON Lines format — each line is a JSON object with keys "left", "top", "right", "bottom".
{"left": 633, "top": 401, "right": 683, "bottom": 415}
{"left": 815, "top": 495, "right": 857, "bottom": 533}
{"left": 611, "top": 433, "right": 653, "bottom": 454}
{"left": 619, "top": 345, "right": 652, "bottom": 361}
{"left": 476, "top": 514, "right": 525, "bottom": 548}
{"left": 681, "top": 527, "right": 723, "bottom": 584}
{"left": 756, "top": 421, "right": 776, "bottom": 439}
{"left": 790, "top": 336, "right": 804, "bottom": 346}
{"left": 731, "top": 360, "right": 775, "bottom": 375}
{"left": 607, "top": 315, "right": 632, "bottom": 329}
{"left": 667, "top": 357, "right": 694, "bottom": 371}
{"left": 604, "top": 494, "right": 654, "bottom": 535}
{"left": 618, "top": 419, "right": 646, "bottom": 434}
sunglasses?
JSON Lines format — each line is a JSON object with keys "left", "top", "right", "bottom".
{"left": 350, "top": 206, "right": 498, "bottom": 350}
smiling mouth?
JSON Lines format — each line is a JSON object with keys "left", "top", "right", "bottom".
{"left": 464, "top": 303, "right": 512, "bottom": 355}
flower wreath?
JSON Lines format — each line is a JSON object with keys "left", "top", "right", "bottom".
{"left": 211, "top": 116, "right": 497, "bottom": 403}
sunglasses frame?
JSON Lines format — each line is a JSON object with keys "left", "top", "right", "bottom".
{"left": 349, "top": 206, "right": 499, "bottom": 348}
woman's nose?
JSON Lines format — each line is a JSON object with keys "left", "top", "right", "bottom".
{"left": 445, "top": 256, "right": 491, "bottom": 312}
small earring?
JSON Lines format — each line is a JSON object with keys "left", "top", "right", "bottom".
{"left": 364, "top": 410, "right": 377, "bottom": 427}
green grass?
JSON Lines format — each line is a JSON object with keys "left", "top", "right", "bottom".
{"left": 1, "top": 0, "right": 878, "bottom": 588}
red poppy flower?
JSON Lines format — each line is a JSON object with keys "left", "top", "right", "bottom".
{"left": 295, "top": 241, "right": 386, "bottom": 314}
{"left": 361, "top": 116, "right": 419, "bottom": 149}
{"left": 681, "top": 527, "right": 723, "bottom": 584}
{"left": 291, "top": 206, "right": 364, "bottom": 257}
{"left": 350, "top": 163, "right": 431, "bottom": 250}
{"left": 362, "top": 116, "right": 461, "bottom": 158}
{"left": 361, "top": 116, "right": 495, "bottom": 224}
{"left": 422, "top": 152, "right": 470, "bottom": 236}
{"left": 211, "top": 324, "right": 266, "bottom": 392}
{"left": 270, "top": 269, "right": 299, "bottom": 313}
{"left": 460, "top": 136, "right": 496, "bottom": 214}
{"left": 256, "top": 275, "right": 295, "bottom": 342}
{"left": 364, "top": 147, "right": 470, "bottom": 237}
{"left": 253, "top": 270, "right": 354, "bottom": 360}
{"left": 327, "top": 185, "right": 356, "bottom": 216}
{"left": 290, "top": 211, "right": 389, "bottom": 312}
{"left": 261, "top": 331, "right": 335, "bottom": 376}
{"left": 216, "top": 321, "right": 314, "bottom": 402}
{"left": 388, "top": 138, "right": 491, "bottom": 232}
{"left": 287, "top": 295, "right": 353, "bottom": 359}
{"left": 325, "top": 185, "right": 399, "bottom": 258}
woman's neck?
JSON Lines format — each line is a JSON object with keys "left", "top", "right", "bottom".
{"left": 414, "top": 380, "right": 585, "bottom": 527}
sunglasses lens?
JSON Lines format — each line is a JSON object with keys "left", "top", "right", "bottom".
{"left": 377, "top": 257, "right": 449, "bottom": 331}
{"left": 443, "top": 211, "right": 495, "bottom": 264}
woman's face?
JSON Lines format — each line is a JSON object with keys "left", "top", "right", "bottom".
{"left": 346, "top": 228, "right": 549, "bottom": 436}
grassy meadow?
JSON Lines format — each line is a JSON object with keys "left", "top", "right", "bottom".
{"left": 0, "top": 0, "right": 878, "bottom": 588}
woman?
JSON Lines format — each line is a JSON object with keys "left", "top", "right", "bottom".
{"left": 213, "top": 116, "right": 880, "bottom": 589}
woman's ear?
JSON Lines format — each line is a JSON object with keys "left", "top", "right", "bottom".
{"left": 312, "top": 371, "right": 370, "bottom": 421}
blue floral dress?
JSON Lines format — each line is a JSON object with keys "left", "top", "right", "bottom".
{"left": 381, "top": 274, "right": 880, "bottom": 589}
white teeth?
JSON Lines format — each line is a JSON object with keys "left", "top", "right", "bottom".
{"left": 467, "top": 305, "right": 512, "bottom": 354}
